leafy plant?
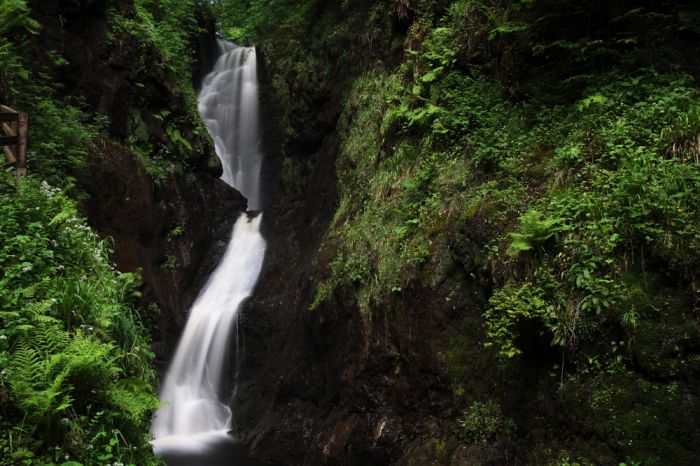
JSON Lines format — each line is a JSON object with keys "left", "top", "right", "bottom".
{"left": 457, "top": 400, "right": 515, "bottom": 444}
{"left": 0, "top": 0, "right": 39, "bottom": 99}
{"left": 0, "top": 177, "right": 159, "bottom": 465}
{"left": 507, "top": 210, "right": 563, "bottom": 256}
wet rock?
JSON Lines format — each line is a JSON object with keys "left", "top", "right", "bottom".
{"left": 84, "top": 140, "right": 246, "bottom": 365}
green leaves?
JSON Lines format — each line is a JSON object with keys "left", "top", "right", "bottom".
{"left": 8, "top": 325, "right": 73, "bottom": 425}
{"left": 485, "top": 282, "right": 557, "bottom": 358}
{"left": 0, "top": 0, "right": 38, "bottom": 103}
{"left": 0, "top": 0, "right": 40, "bottom": 36}
{"left": 458, "top": 400, "right": 515, "bottom": 443}
{"left": 0, "top": 177, "right": 158, "bottom": 465}
{"left": 50, "top": 204, "right": 77, "bottom": 226}
{"left": 507, "top": 210, "right": 563, "bottom": 257}
{"left": 577, "top": 93, "right": 609, "bottom": 111}
{"left": 213, "top": 0, "right": 308, "bottom": 44}
{"left": 420, "top": 67, "right": 444, "bottom": 84}
{"left": 482, "top": 70, "right": 700, "bottom": 360}
{"left": 107, "top": 379, "right": 159, "bottom": 424}
{"left": 165, "top": 124, "right": 193, "bottom": 151}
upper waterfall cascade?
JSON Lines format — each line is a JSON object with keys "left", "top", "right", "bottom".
{"left": 151, "top": 41, "right": 267, "bottom": 454}
{"left": 199, "top": 41, "right": 263, "bottom": 211}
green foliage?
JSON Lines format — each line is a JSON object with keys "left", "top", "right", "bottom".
{"left": 107, "top": 0, "right": 212, "bottom": 180}
{"left": 312, "top": 23, "right": 533, "bottom": 310}
{"left": 484, "top": 71, "right": 700, "bottom": 359}
{"left": 0, "top": 0, "right": 38, "bottom": 100}
{"left": 507, "top": 210, "right": 563, "bottom": 256}
{"left": 457, "top": 400, "right": 515, "bottom": 444}
{"left": 166, "top": 223, "right": 185, "bottom": 242}
{"left": 3, "top": 0, "right": 209, "bottom": 186}
{"left": 0, "top": 0, "right": 108, "bottom": 188}
{"left": 109, "top": 0, "right": 198, "bottom": 86}
{"left": 484, "top": 282, "right": 556, "bottom": 357}
{"left": 564, "top": 364, "right": 699, "bottom": 465}
{"left": 0, "top": 0, "right": 39, "bottom": 34}
{"left": 24, "top": 93, "right": 107, "bottom": 187}
{"left": 296, "top": 1, "right": 700, "bottom": 461}
{"left": 0, "top": 2, "right": 210, "bottom": 464}
{"left": 162, "top": 255, "right": 178, "bottom": 271}
{"left": 313, "top": 67, "right": 458, "bottom": 311}
{"left": 0, "top": 0, "right": 105, "bottom": 186}
{"left": 0, "top": 177, "right": 159, "bottom": 465}
{"left": 212, "top": 0, "right": 304, "bottom": 44}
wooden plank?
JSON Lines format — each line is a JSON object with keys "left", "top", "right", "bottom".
{"left": 2, "top": 145, "right": 15, "bottom": 164}
{"left": 2, "top": 122, "right": 16, "bottom": 137}
{"left": 1, "top": 118, "right": 17, "bottom": 163}
{"left": 2, "top": 120, "right": 16, "bottom": 163}
{"left": 0, "top": 135, "right": 18, "bottom": 146}
{"left": 16, "top": 112, "right": 27, "bottom": 175}
{"left": 0, "top": 113, "right": 18, "bottom": 122}
{"left": 0, "top": 105, "right": 27, "bottom": 173}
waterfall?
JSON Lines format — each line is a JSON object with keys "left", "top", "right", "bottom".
{"left": 151, "top": 41, "right": 266, "bottom": 454}
{"left": 199, "top": 41, "right": 263, "bottom": 211}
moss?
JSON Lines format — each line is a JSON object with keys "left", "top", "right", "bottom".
{"left": 631, "top": 294, "right": 700, "bottom": 379}
{"left": 574, "top": 372, "right": 698, "bottom": 465}
{"left": 447, "top": 312, "right": 495, "bottom": 402}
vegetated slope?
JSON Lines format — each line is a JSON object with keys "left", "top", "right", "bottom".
{"left": 0, "top": 1, "right": 239, "bottom": 464}
{"left": 223, "top": 0, "right": 700, "bottom": 464}
{"left": 0, "top": 176, "right": 159, "bottom": 465}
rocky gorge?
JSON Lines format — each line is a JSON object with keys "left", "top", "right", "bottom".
{"left": 2, "top": 0, "right": 700, "bottom": 465}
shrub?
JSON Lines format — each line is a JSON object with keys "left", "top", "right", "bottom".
{"left": 457, "top": 400, "right": 515, "bottom": 444}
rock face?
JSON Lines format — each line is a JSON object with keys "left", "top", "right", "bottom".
{"left": 85, "top": 140, "right": 245, "bottom": 363}
{"left": 226, "top": 4, "right": 487, "bottom": 462}
{"left": 29, "top": 0, "right": 221, "bottom": 173}
{"left": 231, "top": 2, "right": 700, "bottom": 464}
{"left": 234, "top": 144, "right": 495, "bottom": 465}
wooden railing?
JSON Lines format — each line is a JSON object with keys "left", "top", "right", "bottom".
{"left": 1, "top": 105, "right": 28, "bottom": 175}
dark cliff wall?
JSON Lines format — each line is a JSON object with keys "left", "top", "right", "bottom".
{"left": 232, "top": 1, "right": 458, "bottom": 463}
{"left": 233, "top": 1, "right": 700, "bottom": 465}
{"left": 84, "top": 141, "right": 244, "bottom": 361}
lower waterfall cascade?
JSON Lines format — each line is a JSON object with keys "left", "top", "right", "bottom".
{"left": 150, "top": 41, "right": 266, "bottom": 458}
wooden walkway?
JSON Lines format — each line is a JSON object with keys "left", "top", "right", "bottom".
{"left": 1, "top": 105, "right": 28, "bottom": 175}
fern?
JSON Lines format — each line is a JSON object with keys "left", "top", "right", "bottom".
{"left": 8, "top": 326, "right": 73, "bottom": 426}
{"left": 62, "top": 332, "right": 117, "bottom": 386}
{"left": 507, "top": 209, "right": 563, "bottom": 256}
{"left": 107, "top": 379, "right": 159, "bottom": 424}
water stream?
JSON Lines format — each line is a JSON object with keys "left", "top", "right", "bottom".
{"left": 151, "top": 41, "right": 266, "bottom": 463}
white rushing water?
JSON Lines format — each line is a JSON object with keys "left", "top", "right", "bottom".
{"left": 151, "top": 41, "right": 266, "bottom": 454}
{"left": 199, "top": 41, "right": 263, "bottom": 211}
